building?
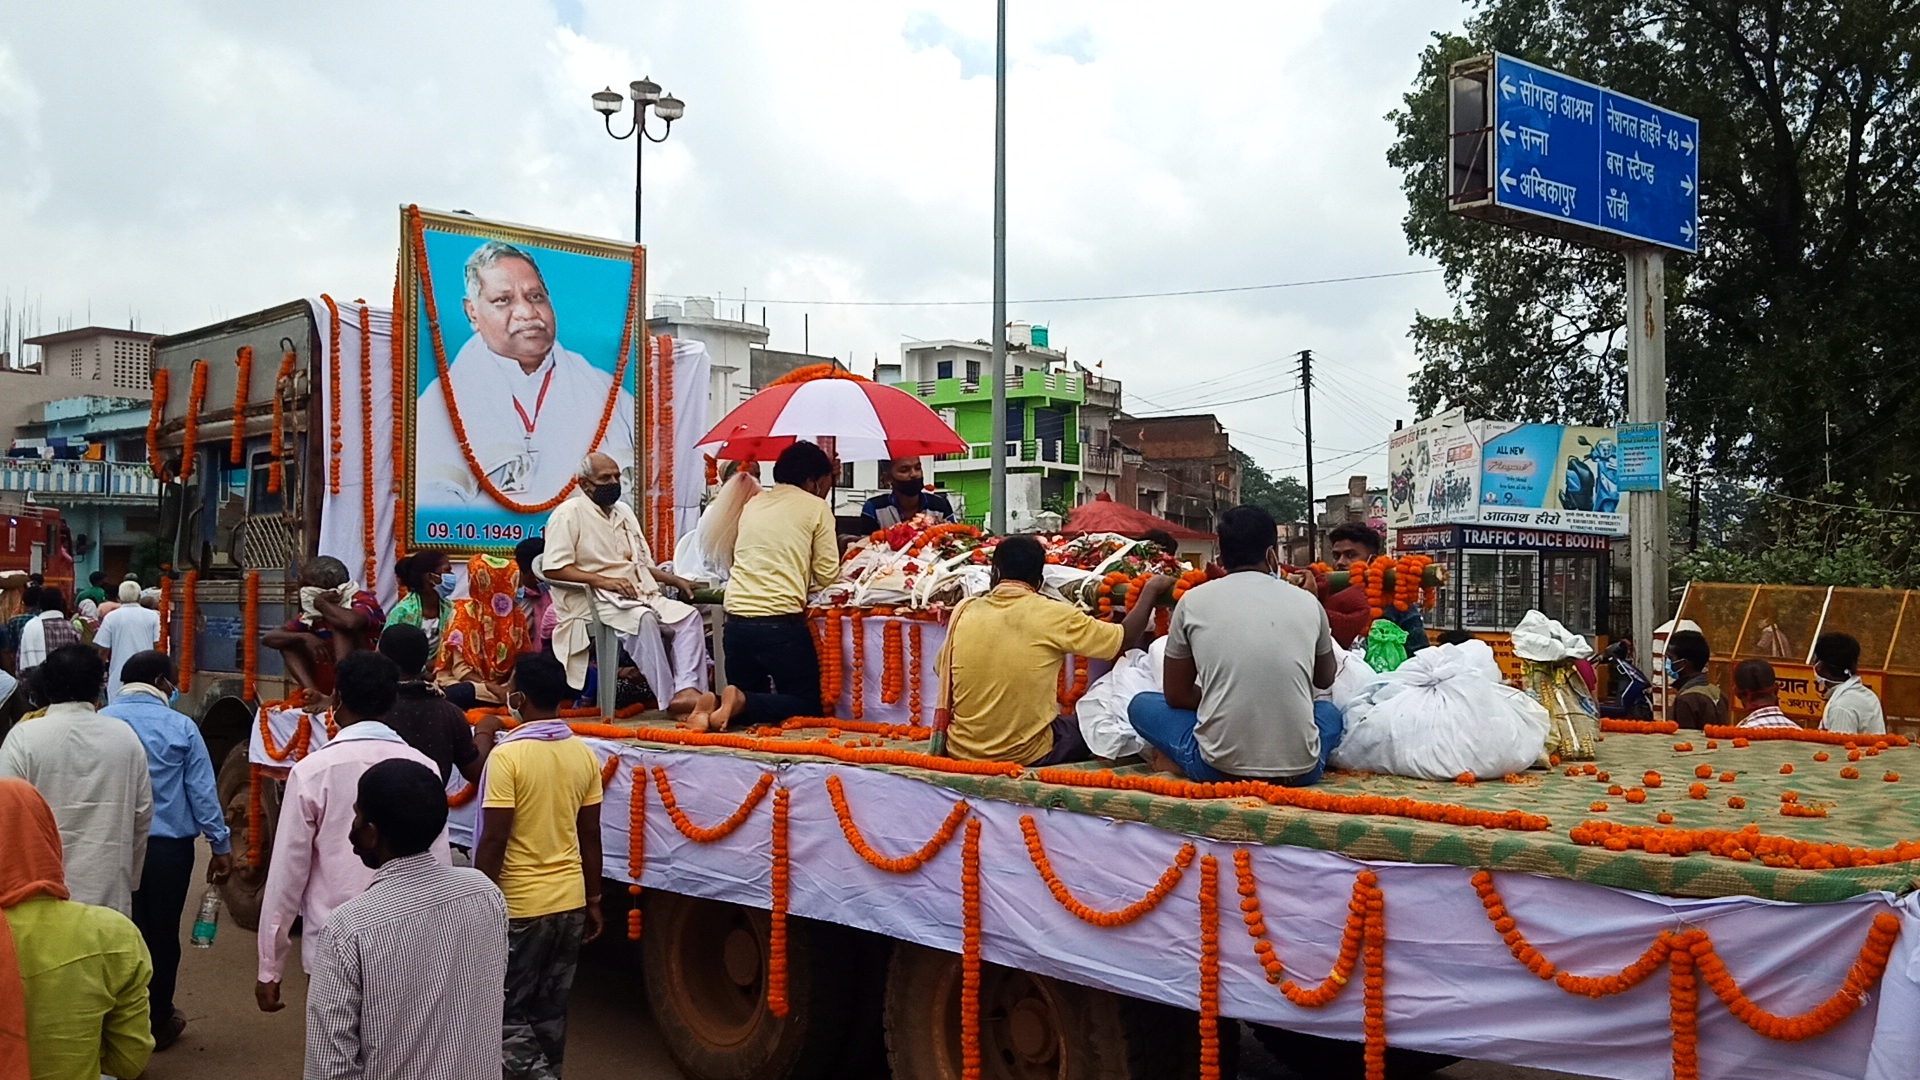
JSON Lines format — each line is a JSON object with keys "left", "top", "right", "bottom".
{"left": 1314, "top": 475, "right": 1389, "bottom": 554}
{"left": 1077, "top": 367, "right": 1125, "bottom": 503}
{"left": 3, "top": 327, "right": 157, "bottom": 443}
{"left": 1106, "top": 414, "right": 1241, "bottom": 536}
{"left": 893, "top": 324, "right": 1084, "bottom": 529}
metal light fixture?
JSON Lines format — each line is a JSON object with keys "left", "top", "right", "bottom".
{"left": 592, "top": 76, "right": 686, "bottom": 245}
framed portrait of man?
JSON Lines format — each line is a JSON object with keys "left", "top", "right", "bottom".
{"left": 398, "top": 207, "right": 643, "bottom": 553}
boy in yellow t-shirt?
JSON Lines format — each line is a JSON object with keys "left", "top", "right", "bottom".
{"left": 939, "top": 535, "right": 1171, "bottom": 765}
{"left": 475, "top": 652, "right": 603, "bottom": 1080}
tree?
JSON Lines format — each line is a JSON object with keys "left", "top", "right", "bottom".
{"left": 1388, "top": 1, "right": 1920, "bottom": 500}
{"left": 1235, "top": 451, "right": 1310, "bottom": 522}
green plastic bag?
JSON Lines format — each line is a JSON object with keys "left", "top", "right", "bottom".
{"left": 1363, "top": 618, "right": 1410, "bottom": 673}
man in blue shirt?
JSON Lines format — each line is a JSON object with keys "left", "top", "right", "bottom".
{"left": 101, "top": 649, "right": 233, "bottom": 1051}
{"left": 857, "top": 457, "right": 954, "bottom": 531}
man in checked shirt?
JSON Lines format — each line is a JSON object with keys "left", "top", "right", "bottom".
{"left": 304, "top": 758, "right": 508, "bottom": 1080}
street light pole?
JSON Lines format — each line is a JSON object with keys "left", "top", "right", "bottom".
{"left": 988, "top": 0, "right": 1009, "bottom": 534}
{"left": 592, "top": 78, "right": 686, "bottom": 246}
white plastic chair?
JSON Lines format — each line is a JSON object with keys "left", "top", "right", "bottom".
{"left": 532, "top": 554, "right": 619, "bottom": 718}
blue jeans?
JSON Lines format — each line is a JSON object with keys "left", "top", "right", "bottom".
{"left": 1127, "top": 693, "right": 1345, "bottom": 786}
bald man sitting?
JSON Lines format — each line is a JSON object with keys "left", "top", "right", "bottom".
{"left": 541, "top": 453, "right": 710, "bottom": 714}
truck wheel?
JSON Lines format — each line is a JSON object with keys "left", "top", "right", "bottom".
{"left": 1249, "top": 1024, "right": 1458, "bottom": 1080}
{"left": 643, "top": 890, "right": 886, "bottom": 1080}
{"left": 884, "top": 941, "right": 1233, "bottom": 1080}
{"left": 214, "top": 742, "right": 273, "bottom": 932}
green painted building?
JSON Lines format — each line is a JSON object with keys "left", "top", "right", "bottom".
{"left": 888, "top": 330, "right": 1084, "bottom": 529}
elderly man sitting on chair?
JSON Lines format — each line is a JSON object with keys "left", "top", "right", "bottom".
{"left": 541, "top": 453, "right": 710, "bottom": 715}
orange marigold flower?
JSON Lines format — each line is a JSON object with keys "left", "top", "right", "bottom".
{"left": 1887, "top": 772, "right": 1902, "bottom": 782}
{"left": 1695, "top": 764, "right": 1714, "bottom": 779}
{"left": 1719, "top": 771, "right": 1736, "bottom": 783}
{"left": 1840, "top": 767, "right": 1861, "bottom": 780}
{"left": 1657, "top": 812, "right": 1675, "bottom": 824}
{"left": 1625, "top": 789, "right": 1647, "bottom": 804}
{"left": 1643, "top": 771, "right": 1663, "bottom": 787}
{"left": 1727, "top": 796, "right": 1746, "bottom": 809}
{"left": 1590, "top": 801, "right": 1609, "bottom": 812}
{"left": 1814, "top": 751, "right": 1831, "bottom": 762}
{"left": 1848, "top": 748, "right": 1863, "bottom": 762}
{"left": 1689, "top": 783, "right": 1709, "bottom": 799}
{"left": 1779, "top": 763, "right": 1794, "bottom": 774}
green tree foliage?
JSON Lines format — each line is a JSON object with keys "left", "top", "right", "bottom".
{"left": 1235, "top": 450, "right": 1310, "bottom": 522}
{"left": 1389, "top": 1, "right": 1920, "bottom": 498}
{"left": 1677, "top": 479, "right": 1920, "bottom": 587}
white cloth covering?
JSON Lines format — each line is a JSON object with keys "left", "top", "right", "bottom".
{"left": 585, "top": 741, "right": 1917, "bottom": 1080}
{"left": 617, "top": 607, "right": 709, "bottom": 701}
{"left": 1333, "top": 640, "right": 1553, "bottom": 780}
{"left": 310, "top": 299, "right": 402, "bottom": 610}
{"left": 1075, "top": 638, "right": 1166, "bottom": 760}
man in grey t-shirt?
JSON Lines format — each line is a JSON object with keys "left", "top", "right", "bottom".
{"left": 1127, "top": 505, "right": 1342, "bottom": 785}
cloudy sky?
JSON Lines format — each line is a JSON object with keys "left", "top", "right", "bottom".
{"left": 2, "top": 0, "right": 1466, "bottom": 487}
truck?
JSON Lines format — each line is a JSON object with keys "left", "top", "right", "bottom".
{"left": 149, "top": 298, "right": 1919, "bottom": 1080}
{"left": 0, "top": 502, "right": 76, "bottom": 597}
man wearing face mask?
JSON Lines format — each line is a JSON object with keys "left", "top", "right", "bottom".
{"left": 542, "top": 452, "right": 709, "bottom": 711}
{"left": 256, "top": 651, "right": 448, "bottom": 1017}
{"left": 1129, "top": 505, "right": 1343, "bottom": 785}
{"left": 100, "top": 650, "right": 232, "bottom": 1051}
{"left": 1664, "top": 630, "right": 1728, "bottom": 731}
{"left": 304, "top": 757, "right": 505, "bottom": 1080}
{"left": 857, "top": 457, "right": 953, "bottom": 532}
{"left": 1814, "top": 632, "right": 1886, "bottom": 736}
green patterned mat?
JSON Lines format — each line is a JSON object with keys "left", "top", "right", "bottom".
{"left": 612, "top": 721, "right": 1920, "bottom": 903}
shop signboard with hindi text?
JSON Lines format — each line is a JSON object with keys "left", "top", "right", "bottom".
{"left": 398, "top": 207, "right": 643, "bottom": 554}
{"left": 1769, "top": 663, "right": 1884, "bottom": 726}
{"left": 1477, "top": 422, "right": 1626, "bottom": 536}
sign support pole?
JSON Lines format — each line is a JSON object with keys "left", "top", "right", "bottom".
{"left": 1625, "top": 248, "right": 1669, "bottom": 657}
{"left": 987, "top": 0, "right": 1008, "bottom": 533}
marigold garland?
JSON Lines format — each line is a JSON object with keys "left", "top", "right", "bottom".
{"left": 906, "top": 522, "right": 982, "bottom": 557}
{"left": 1601, "top": 718, "right": 1679, "bottom": 735}
{"left": 1031, "top": 767, "right": 1551, "bottom": 832}
{"left": 1694, "top": 913, "right": 1899, "bottom": 1041}
{"left": 230, "top": 344, "right": 253, "bottom": 464}
{"left": 881, "top": 619, "right": 906, "bottom": 705}
{"left": 356, "top": 302, "right": 378, "bottom": 587}
{"left": 322, "top": 294, "right": 343, "bottom": 494}
{"left": 813, "top": 610, "right": 845, "bottom": 715}
{"left": 908, "top": 623, "right": 925, "bottom": 727}
{"left": 1702, "top": 725, "right": 1908, "bottom": 748}
{"left": 1361, "top": 865, "right": 1387, "bottom": 1080}
{"left": 1056, "top": 656, "right": 1091, "bottom": 711}
{"left": 654, "top": 334, "right": 677, "bottom": 556}
{"left": 1020, "top": 815, "right": 1195, "bottom": 926}
{"left": 247, "top": 763, "right": 266, "bottom": 866}
{"left": 780, "top": 716, "right": 931, "bottom": 740}
{"left": 827, "top": 774, "right": 969, "bottom": 872}
{"left": 1569, "top": 819, "right": 1920, "bottom": 869}
{"left": 629, "top": 764, "right": 646, "bottom": 941}
{"left": 179, "top": 359, "right": 209, "bottom": 483}
{"left": 406, "top": 205, "right": 638, "bottom": 512}
{"left": 242, "top": 572, "right": 260, "bottom": 701}
{"left": 267, "top": 348, "right": 297, "bottom": 494}
{"left": 651, "top": 766, "right": 773, "bottom": 842}
{"left": 961, "top": 817, "right": 983, "bottom": 1080}
{"left": 1197, "top": 853, "right": 1222, "bottom": 1080}
{"left": 579, "top": 724, "right": 1029, "bottom": 775}
{"left": 1670, "top": 930, "right": 1701, "bottom": 1080}
{"left": 1234, "top": 854, "right": 1375, "bottom": 1014}
{"left": 768, "top": 362, "right": 870, "bottom": 387}
{"left": 448, "top": 780, "right": 478, "bottom": 808}
{"left": 146, "top": 366, "right": 171, "bottom": 479}
{"left": 157, "top": 574, "right": 171, "bottom": 653}
{"left": 849, "top": 609, "right": 867, "bottom": 721}
{"left": 391, "top": 263, "right": 407, "bottom": 561}
{"left": 179, "top": 569, "right": 199, "bottom": 693}
{"left": 768, "top": 785, "right": 792, "bottom": 1018}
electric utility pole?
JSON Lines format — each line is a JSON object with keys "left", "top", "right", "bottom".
{"left": 1299, "top": 349, "right": 1316, "bottom": 559}
{"left": 987, "top": 0, "right": 1009, "bottom": 533}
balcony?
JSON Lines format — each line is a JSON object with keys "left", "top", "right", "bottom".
{"left": 935, "top": 441, "right": 1081, "bottom": 470}
{"left": 906, "top": 370, "right": 1085, "bottom": 405}
{"left": 0, "top": 459, "right": 162, "bottom": 503}
{"left": 1081, "top": 445, "right": 1122, "bottom": 475}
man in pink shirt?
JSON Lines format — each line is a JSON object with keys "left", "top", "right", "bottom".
{"left": 255, "top": 650, "right": 450, "bottom": 1014}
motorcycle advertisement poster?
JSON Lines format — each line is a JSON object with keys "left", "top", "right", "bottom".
{"left": 1476, "top": 422, "right": 1627, "bottom": 535}
{"left": 1388, "top": 408, "right": 1481, "bottom": 528}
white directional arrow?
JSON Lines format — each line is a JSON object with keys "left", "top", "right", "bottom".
{"left": 1681, "top": 174, "right": 1695, "bottom": 196}
{"left": 1500, "top": 168, "right": 1516, "bottom": 193}
{"left": 1499, "top": 121, "right": 1516, "bottom": 144}
{"left": 1682, "top": 133, "right": 1695, "bottom": 156}
{"left": 1680, "top": 221, "right": 1694, "bottom": 241}
{"left": 1500, "top": 74, "right": 1516, "bottom": 99}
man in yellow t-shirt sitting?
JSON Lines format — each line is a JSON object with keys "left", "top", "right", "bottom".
{"left": 474, "top": 652, "right": 605, "bottom": 1080}
{"left": 940, "top": 535, "right": 1172, "bottom": 765}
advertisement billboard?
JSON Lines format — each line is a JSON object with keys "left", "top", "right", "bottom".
{"left": 1477, "top": 422, "right": 1625, "bottom": 535}
{"left": 399, "top": 207, "right": 643, "bottom": 553}
{"left": 1387, "top": 408, "right": 1480, "bottom": 528}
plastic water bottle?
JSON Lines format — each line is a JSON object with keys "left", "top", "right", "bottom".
{"left": 190, "top": 887, "right": 221, "bottom": 949}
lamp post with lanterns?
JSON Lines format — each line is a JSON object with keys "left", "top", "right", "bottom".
{"left": 591, "top": 78, "right": 685, "bottom": 246}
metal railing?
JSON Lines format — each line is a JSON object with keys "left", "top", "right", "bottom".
{"left": 0, "top": 459, "right": 161, "bottom": 499}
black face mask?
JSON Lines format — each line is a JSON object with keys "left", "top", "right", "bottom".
{"left": 892, "top": 478, "right": 922, "bottom": 499}
{"left": 590, "top": 480, "right": 623, "bottom": 507}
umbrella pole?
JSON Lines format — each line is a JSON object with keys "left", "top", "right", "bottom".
{"left": 988, "top": 0, "right": 1009, "bottom": 533}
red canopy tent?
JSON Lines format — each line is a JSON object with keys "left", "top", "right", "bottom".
{"left": 1062, "top": 493, "right": 1215, "bottom": 541}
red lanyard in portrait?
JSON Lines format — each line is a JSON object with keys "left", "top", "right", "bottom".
{"left": 513, "top": 367, "right": 556, "bottom": 442}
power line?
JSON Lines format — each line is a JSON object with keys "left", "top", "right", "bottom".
{"left": 653, "top": 267, "right": 1438, "bottom": 308}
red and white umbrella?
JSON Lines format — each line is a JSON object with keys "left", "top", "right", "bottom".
{"left": 696, "top": 375, "right": 967, "bottom": 462}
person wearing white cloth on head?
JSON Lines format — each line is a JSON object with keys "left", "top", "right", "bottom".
{"left": 415, "top": 240, "right": 637, "bottom": 509}
{"left": 542, "top": 453, "right": 711, "bottom": 716}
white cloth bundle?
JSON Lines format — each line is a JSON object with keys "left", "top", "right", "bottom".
{"left": 1332, "top": 640, "right": 1551, "bottom": 780}
{"left": 1075, "top": 637, "right": 1168, "bottom": 760}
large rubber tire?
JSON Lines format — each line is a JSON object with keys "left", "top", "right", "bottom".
{"left": 1249, "top": 1024, "right": 1459, "bottom": 1080}
{"left": 214, "top": 742, "right": 273, "bottom": 932}
{"left": 884, "top": 940, "right": 1235, "bottom": 1080}
{"left": 642, "top": 890, "right": 888, "bottom": 1080}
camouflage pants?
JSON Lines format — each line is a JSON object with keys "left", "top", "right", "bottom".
{"left": 503, "top": 910, "right": 585, "bottom": 1080}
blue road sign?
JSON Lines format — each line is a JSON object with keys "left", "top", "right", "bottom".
{"left": 1615, "top": 422, "right": 1665, "bottom": 492}
{"left": 1491, "top": 53, "right": 1698, "bottom": 252}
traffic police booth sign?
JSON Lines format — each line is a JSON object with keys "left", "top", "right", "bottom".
{"left": 1446, "top": 53, "right": 1698, "bottom": 253}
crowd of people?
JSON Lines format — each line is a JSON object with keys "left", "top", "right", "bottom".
{"left": 0, "top": 437, "right": 1898, "bottom": 1080}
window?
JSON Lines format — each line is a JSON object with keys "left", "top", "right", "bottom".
{"left": 840, "top": 461, "right": 855, "bottom": 488}
{"left": 966, "top": 359, "right": 981, "bottom": 383}
{"left": 1004, "top": 402, "right": 1025, "bottom": 444}
{"left": 249, "top": 450, "right": 284, "bottom": 516}
{"left": 1540, "top": 554, "right": 1600, "bottom": 635}
{"left": 1460, "top": 550, "right": 1536, "bottom": 630}
{"left": 111, "top": 339, "right": 150, "bottom": 390}
{"left": 937, "top": 360, "right": 954, "bottom": 380}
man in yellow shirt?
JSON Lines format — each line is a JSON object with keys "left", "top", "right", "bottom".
{"left": 700, "top": 441, "right": 841, "bottom": 732}
{"left": 474, "top": 652, "right": 604, "bottom": 1080}
{"left": 940, "top": 535, "right": 1172, "bottom": 764}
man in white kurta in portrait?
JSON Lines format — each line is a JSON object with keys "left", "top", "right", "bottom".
{"left": 416, "top": 241, "right": 637, "bottom": 510}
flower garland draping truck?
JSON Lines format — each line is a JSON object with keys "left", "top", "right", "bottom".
{"left": 356, "top": 301, "right": 378, "bottom": 587}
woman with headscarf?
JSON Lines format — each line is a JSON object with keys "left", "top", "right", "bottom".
{"left": 386, "top": 551, "right": 456, "bottom": 667}
{"left": 435, "top": 554, "right": 534, "bottom": 710}
{"left": 0, "top": 777, "right": 154, "bottom": 1080}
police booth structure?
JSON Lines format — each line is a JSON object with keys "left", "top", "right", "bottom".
{"left": 1395, "top": 524, "right": 1613, "bottom": 644}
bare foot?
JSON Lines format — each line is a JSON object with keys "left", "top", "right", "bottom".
{"left": 709, "top": 685, "right": 746, "bottom": 732}
{"left": 1147, "top": 748, "right": 1188, "bottom": 778}
{"left": 685, "top": 692, "right": 720, "bottom": 733}
{"left": 666, "top": 688, "right": 703, "bottom": 717}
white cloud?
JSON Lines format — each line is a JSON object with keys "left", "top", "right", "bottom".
{"left": 2, "top": 0, "right": 1466, "bottom": 483}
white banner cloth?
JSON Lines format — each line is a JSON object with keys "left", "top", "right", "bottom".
{"left": 310, "top": 298, "right": 401, "bottom": 611}
{"left": 585, "top": 740, "right": 1917, "bottom": 1080}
